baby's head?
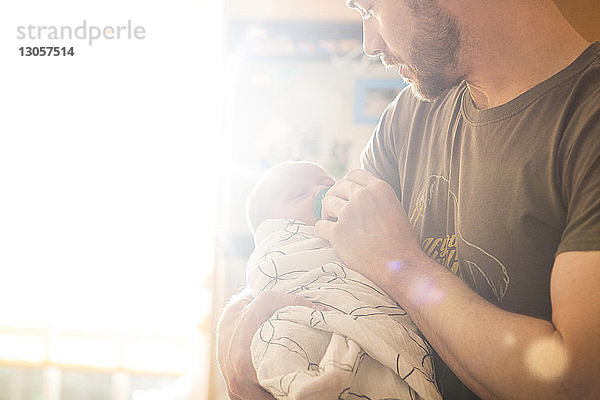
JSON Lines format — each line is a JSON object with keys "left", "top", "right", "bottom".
{"left": 246, "top": 161, "right": 335, "bottom": 233}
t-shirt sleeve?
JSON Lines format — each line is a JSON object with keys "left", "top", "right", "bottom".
{"left": 360, "top": 93, "right": 403, "bottom": 200}
{"left": 557, "top": 105, "right": 600, "bottom": 254}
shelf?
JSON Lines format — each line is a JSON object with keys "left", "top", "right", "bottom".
{"left": 227, "top": 0, "right": 358, "bottom": 22}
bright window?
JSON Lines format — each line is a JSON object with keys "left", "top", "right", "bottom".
{"left": 0, "top": 0, "right": 225, "bottom": 398}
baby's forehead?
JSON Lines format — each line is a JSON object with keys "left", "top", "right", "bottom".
{"left": 254, "top": 162, "right": 333, "bottom": 201}
{"left": 272, "top": 162, "right": 327, "bottom": 181}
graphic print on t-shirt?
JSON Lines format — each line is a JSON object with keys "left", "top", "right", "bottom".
{"left": 409, "top": 175, "right": 510, "bottom": 302}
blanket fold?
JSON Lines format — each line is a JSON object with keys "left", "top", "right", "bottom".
{"left": 248, "top": 219, "right": 441, "bottom": 400}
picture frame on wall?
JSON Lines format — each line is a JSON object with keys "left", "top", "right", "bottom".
{"left": 354, "top": 78, "right": 408, "bottom": 125}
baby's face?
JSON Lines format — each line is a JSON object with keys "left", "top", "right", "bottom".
{"left": 258, "top": 162, "right": 335, "bottom": 226}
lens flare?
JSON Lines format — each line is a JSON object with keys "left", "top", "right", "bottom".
{"left": 387, "top": 260, "right": 404, "bottom": 272}
{"left": 525, "top": 337, "right": 569, "bottom": 381}
{"left": 502, "top": 332, "right": 517, "bottom": 348}
{"left": 408, "top": 277, "right": 446, "bottom": 306}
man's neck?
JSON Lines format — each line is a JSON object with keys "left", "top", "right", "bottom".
{"left": 461, "top": 1, "right": 591, "bottom": 110}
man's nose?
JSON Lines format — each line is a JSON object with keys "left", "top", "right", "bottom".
{"left": 362, "top": 22, "right": 385, "bottom": 57}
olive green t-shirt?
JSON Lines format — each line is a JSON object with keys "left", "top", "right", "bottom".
{"left": 361, "top": 42, "right": 600, "bottom": 399}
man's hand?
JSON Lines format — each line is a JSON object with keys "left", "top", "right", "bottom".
{"left": 216, "top": 289, "right": 322, "bottom": 400}
{"left": 315, "top": 169, "right": 426, "bottom": 289}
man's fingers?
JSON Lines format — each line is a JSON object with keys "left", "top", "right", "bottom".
{"left": 314, "top": 219, "right": 335, "bottom": 241}
{"left": 246, "top": 291, "right": 325, "bottom": 325}
{"left": 325, "top": 178, "right": 363, "bottom": 201}
{"left": 320, "top": 170, "right": 377, "bottom": 219}
{"left": 343, "top": 168, "right": 375, "bottom": 185}
{"left": 321, "top": 196, "right": 347, "bottom": 220}
{"left": 246, "top": 384, "right": 276, "bottom": 400}
{"left": 287, "top": 293, "right": 329, "bottom": 311}
{"left": 250, "top": 291, "right": 300, "bottom": 319}
{"left": 229, "top": 381, "right": 275, "bottom": 400}
{"left": 227, "top": 389, "right": 243, "bottom": 400}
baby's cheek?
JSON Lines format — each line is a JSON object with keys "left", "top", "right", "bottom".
{"left": 290, "top": 199, "right": 318, "bottom": 225}
{"left": 304, "top": 199, "right": 320, "bottom": 225}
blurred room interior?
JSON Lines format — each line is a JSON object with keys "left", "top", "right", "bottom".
{"left": 0, "top": 0, "right": 598, "bottom": 399}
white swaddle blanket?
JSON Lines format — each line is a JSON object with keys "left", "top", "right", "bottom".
{"left": 247, "top": 219, "right": 441, "bottom": 400}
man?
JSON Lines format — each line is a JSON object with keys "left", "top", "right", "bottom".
{"left": 218, "top": 0, "right": 600, "bottom": 399}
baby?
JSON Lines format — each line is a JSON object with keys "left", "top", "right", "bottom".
{"left": 222, "top": 161, "right": 440, "bottom": 400}
{"left": 246, "top": 161, "right": 335, "bottom": 232}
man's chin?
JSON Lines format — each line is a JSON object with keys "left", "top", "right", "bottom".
{"left": 410, "top": 86, "right": 437, "bottom": 102}
{"left": 403, "top": 78, "right": 439, "bottom": 103}
{"left": 398, "top": 65, "right": 414, "bottom": 80}
{"left": 406, "top": 73, "right": 461, "bottom": 103}
{"left": 395, "top": 66, "right": 433, "bottom": 101}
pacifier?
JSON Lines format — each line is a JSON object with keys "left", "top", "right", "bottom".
{"left": 314, "top": 187, "right": 331, "bottom": 220}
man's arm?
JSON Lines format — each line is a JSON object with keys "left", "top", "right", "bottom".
{"left": 387, "top": 250, "right": 600, "bottom": 400}
{"left": 217, "top": 290, "right": 326, "bottom": 400}
{"left": 216, "top": 289, "right": 273, "bottom": 400}
{"left": 315, "top": 170, "right": 600, "bottom": 400}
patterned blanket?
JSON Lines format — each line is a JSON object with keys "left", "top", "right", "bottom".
{"left": 247, "top": 219, "right": 441, "bottom": 400}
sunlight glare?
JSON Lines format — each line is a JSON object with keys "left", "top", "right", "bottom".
{"left": 525, "top": 336, "right": 570, "bottom": 381}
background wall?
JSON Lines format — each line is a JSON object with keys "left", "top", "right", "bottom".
{"left": 227, "top": 0, "right": 356, "bottom": 21}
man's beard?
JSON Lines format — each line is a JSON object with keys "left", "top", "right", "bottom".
{"left": 384, "top": 0, "right": 465, "bottom": 102}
